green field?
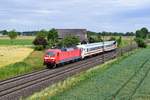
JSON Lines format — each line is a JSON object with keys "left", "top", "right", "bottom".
{"left": 103, "top": 36, "right": 135, "bottom": 48}
{"left": 28, "top": 47, "right": 150, "bottom": 100}
{"left": 0, "top": 39, "right": 33, "bottom": 45}
{"left": 53, "top": 47, "right": 150, "bottom": 100}
{"left": 0, "top": 36, "right": 35, "bottom": 45}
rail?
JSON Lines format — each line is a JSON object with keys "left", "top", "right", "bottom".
{"left": 0, "top": 44, "right": 138, "bottom": 100}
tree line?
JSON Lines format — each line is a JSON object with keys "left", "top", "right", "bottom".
{"left": 87, "top": 31, "right": 135, "bottom": 37}
{"left": 1, "top": 27, "right": 150, "bottom": 49}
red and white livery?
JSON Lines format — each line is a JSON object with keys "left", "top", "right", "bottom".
{"left": 44, "top": 41, "right": 117, "bottom": 68}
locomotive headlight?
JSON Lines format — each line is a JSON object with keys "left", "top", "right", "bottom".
{"left": 50, "top": 57, "right": 55, "bottom": 61}
{"left": 44, "top": 57, "right": 49, "bottom": 60}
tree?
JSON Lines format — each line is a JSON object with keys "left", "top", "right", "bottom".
{"left": 97, "top": 33, "right": 103, "bottom": 42}
{"left": 136, "top": 30, "right": 141, "bottom": 38}
{"left": 33, "top": 37, "right": 48, "bottom": 50}
{"left": 17, "top": 32, "right": 21, "bottom": 36}
{"left": 58, "top": 35, "right": 80, "bottom": 47}
{"left": 47, "top": 28, "right": 58, "bottom": 41}
{"left": 8, "top": 30, "right": 18, "bottom": 42}
{"left": 125, "top": 32, "right": 135, "bottom": 36}
{"left": 136, "top": 27, "right": 149, "bottom": 39}
{"left": 0, "top": 30, "right": 8, "bottom": 35}
{"left": 141, "top": 27, "right": 149, "bottom": 39}
{"left": 47, "top": 28, "right": 59, "bottom": 47}
{"left": 87, "top": 31, "right": 99, "bottom": 43}
{"left": 33, "top": 29, "right": 48, "bottom": 50}
{"left": 36, "top": 29, "right": 47, "bottom": 38}
{"left": 88, "top": 34, "right": 102, "bottom": 43}
{"left": 88, "top": 37, "right": 96, "bottom": 43}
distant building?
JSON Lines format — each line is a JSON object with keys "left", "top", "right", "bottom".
{"left": 56, "top": 29, "right": 88, "bottom": 42}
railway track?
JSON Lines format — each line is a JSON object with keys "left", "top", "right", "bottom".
{"left": 0, "top": 51, "right": 116, "bottom": 100}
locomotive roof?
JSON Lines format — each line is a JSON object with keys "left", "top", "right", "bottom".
{"left": 47, "top": 49, "right": 61, "bottom": 53}
{"left": 46, "top": 47, "right": 79, "bottom": 52}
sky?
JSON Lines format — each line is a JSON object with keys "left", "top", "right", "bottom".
{"left": 0, "top": 0, "right": 150, "bottom": 32}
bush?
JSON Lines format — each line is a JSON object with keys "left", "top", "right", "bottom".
{"left": 60, "top": 35, "right": 80, "bottom": 47}
{"left": 34, "top": 45, "right": 44, "bottom": 51}
{"left": 88, "top": 37, "right": 96, "bottom": 43}
{"left": 81, "top": 40, "right": 87, "bottom": 44}
{"left": 33, "top": 37, "right": 48, "bottom": 50}
{"left": 117, "top": 36, "right": 122, "bottom": 47}
{"left": 8, "top": 30, "right": 18, "bottom": 40}
{"left": 135, "top": 38, "right": 147, "bottom": 48}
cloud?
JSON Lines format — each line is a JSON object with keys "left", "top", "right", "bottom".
{"left": 0, "top": 0, "right": 150, "bottom": 32}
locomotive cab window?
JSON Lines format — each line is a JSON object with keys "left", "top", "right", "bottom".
{"left": 47, "top": 52, "right": 55, "bottom": 57}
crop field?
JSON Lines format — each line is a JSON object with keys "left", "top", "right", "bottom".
{"left": 28, "top": 47, "right": 150, "bottom": 100}
{"left": 0, "top": 46, "right": 33, "bottom": 68}
{"left": 0, "top": 50, "right": 44, "bottom": 80}
{"left": 0, "top": 36, "right": 35, "bottom": 45}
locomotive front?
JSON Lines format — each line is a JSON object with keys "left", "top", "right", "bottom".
{"left": 44, "top": 50, "right": 58, "bottom": 68}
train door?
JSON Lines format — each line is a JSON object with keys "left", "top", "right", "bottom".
{"left": 80, "top": 48, "right": 85, "bottom": 59}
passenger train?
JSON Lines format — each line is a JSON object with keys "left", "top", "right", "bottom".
{"left": 44, "top": 41, "right": 117, "bottom": 68}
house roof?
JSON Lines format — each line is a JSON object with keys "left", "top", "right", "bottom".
{"left": 56, "top": 29, "right": 87, "bottom": 41}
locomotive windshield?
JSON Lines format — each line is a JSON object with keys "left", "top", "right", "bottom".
{"left": 47, "top": 52, "right": 55, "bottom": 56}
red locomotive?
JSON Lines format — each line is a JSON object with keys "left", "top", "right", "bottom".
{"left": 44, "top": 47, "right": 81, "bottom": 68}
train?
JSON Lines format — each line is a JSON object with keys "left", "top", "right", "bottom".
{"left": 43, "top": 41, "right": 117, "bottom": 68}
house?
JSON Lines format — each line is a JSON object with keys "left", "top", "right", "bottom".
{"left": 56, "top": 29, "right": 88, "bottom": 42}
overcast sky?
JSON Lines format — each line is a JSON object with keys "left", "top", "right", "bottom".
{"left": 0, "top": 0, "right": 150, "bottom": 32}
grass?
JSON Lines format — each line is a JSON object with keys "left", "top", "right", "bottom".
{"left": 0, "top": 39, "right": 33, "bottom": 45}
{"left": 103, "top": 36, "right": 135, "bottom": 48}
{"left": 0, "top": 36, "right": 35, "bottom": 45}
{"left": 26, "top": 59, "right": 120, "bottom": 100}
{"left": 47, "top": 47, "right": 150, "bottom": 100}
{"left": 50, "top": 47, "right": 150, "bottom": 100}
{"left": 132, "top": 61, "right": 150, "bottom": 100}
{"left": 117, "top": 36, "right": 135, "bottom": 48}
{"left": 0, "top": 36, "right": 45, "bottom": 80}
{"left": 0, "top": 36, "right": 35, "bottom": 39}
{"left": 0, "top": 50, "right": 45, "bottom": 80}
{"left": 27, "top": 47, "right": 149, "bottom": 100}
{"left": 0, "top": 46, "right": 33, "bottom": 68}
